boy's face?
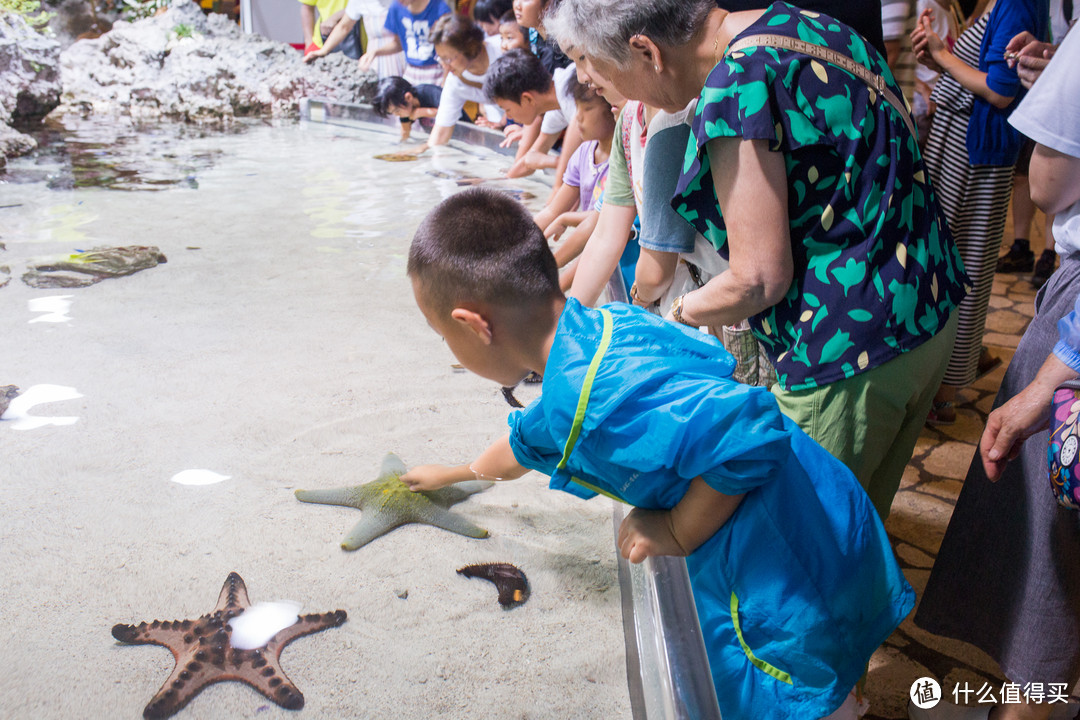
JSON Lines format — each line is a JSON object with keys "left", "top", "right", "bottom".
{"left": 499, "top": 23, "right": 527, "bottom": 51}
{"left": 512, "top": 0, "right": 542, "bottom": 29}
{"left": 412, "top": 279, "right": 529, "bottom": 387}
{"left": 387, "top": 92, "right": 420, "bottom": 119}
{"left": 495, "top": 94, "right": 539, "bottom": 125}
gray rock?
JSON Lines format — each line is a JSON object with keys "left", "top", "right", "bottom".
{"left": 0, "top": 11, "right": 62, "bottom": 162}
{"left": 0, "top": 385, "right": 18, "bottom": 418}
{"left": 0, "top": 12, "right": 62, "bottom": 121}
{"left": 53, "top": 2, "right": 377, "bottom": 124}
{"left": 0, "top": 122, "right": 38, "bottom": 165}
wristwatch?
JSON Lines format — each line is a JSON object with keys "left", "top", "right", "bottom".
{"left": 670, "top": 294, "right": 694, "bottom": 326}
{"left": 629, "top": 282, "right": 659, "bottom": 307}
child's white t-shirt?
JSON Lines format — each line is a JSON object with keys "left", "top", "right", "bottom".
{"left": 539, "top": 64, "right": 578, "bottom": 135}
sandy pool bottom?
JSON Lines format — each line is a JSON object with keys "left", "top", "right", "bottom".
{"left": 0, "top": 119, "right": 631, "bottom": 719}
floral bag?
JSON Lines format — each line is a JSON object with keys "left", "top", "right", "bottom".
{"left": 1048, "top": 379, "right": 1080, "bottom": 510}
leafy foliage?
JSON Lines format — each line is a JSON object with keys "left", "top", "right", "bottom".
{"left": 0, "top": 0, "right": 56, "bottom": 34}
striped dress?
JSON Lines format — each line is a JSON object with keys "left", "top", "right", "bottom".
{"left": 922, "top": 14, "right": 1015, "bottom": 387}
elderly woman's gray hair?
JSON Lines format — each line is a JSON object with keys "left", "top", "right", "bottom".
{"left": 546, "top": 0, "right": 713, "bottom": 68}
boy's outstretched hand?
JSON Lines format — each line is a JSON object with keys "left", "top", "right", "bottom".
{"left": 400, "top": 464, "right": 463, "bottom": 492}
{"left": 618, "top": 508, "right": 689, "bottom": 564}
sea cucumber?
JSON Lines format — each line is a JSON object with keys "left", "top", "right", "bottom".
{"left": 457, "top": 563, "right": 529, "bottom": 608}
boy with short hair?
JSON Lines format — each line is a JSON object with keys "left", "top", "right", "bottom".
{"left": 402, "top": 187, "right": 916, "bottom": 720}
{"left": 483, "top": 48, "right": 580, "bottom": 186}
{"left": 497, "top": 10, "right": 527, "bottom": 52}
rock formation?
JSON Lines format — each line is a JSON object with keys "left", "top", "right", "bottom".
{"left": 0, "top": 11, "right": 62, "bottom": 163}
{"left": 53, "top": 1, "right": 376, "bottom": 123}
{"left": 0, "top": 1, "right": 377, "bottom": 163}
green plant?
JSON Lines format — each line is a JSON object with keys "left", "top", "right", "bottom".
{"left": 170, "top": 21, "right": 191, "bottom": 38}
{"left": 119, "top": 0, "right": 169, "bottom": 21}
{"left": 0, "top": 0, "right": 56, "bottom": 34}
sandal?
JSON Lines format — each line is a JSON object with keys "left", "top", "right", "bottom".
{"left": 926, "top": 401, "right": 956, "bottom": 426}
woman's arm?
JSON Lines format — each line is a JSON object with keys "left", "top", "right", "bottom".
{"left": 553, "top": 211, "right": 599, "bottom": 268}
{"left": 303, "top": 16, "right": 358, "bottom": 61}
{"left": 400, "top": 434, "right": 528, "bottom": 491}
{"left": 634, "top": 123, "right": 699, "bottom": 306}
{"left": 673, "top": 137, "right": 793, "bottom": 328}
{"left": 533, "top": 183, "right": 581, "bottom": 232}
{"left": 633, "top": 247, "right": 680, "bottom": 306}
{"left": 981, "top": 353, "right": 1078, "bottom": 480}
{"left": 300, "top": 4, "right": 317, "bottom": 48}
{"left": 1029, "top": 144, "right": 1080, "bottom": 216}
{"left": 617, "top": 477, "right": 745, "bottom": 563}
{"left": 567, "top": 202, "right": 637, "bottom": 305}
{"left": 912, "top": 12, "right": 1015, "bottom": 108}
{"left": 357, "top": 33, "right": 404, "bottom": 71}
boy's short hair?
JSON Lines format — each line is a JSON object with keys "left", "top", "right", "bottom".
{"left": 498, "top": 9, "right": 517, "bottom": 25}
{"left": 483, "top": 48, "right": 552, "bottom": 104}
{"left": 429, "top": 14, "right": 486, "bottom": 59}
{"left": 473, "top": 0, "right": 513, "bottom": 24}
{"left": 408, "top": 188, "right": 561, "bottom": 314}
{"left": 371, "top": 76, "right": 416, "bottom": 117}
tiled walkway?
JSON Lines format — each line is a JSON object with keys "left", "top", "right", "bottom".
{"left": 865, "top": 248, "right": 1079, "bottom": 717}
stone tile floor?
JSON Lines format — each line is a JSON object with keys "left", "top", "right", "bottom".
{"left": 865, "top": 260, "right": 1080, "bottom": 718}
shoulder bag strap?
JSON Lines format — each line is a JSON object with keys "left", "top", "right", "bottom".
{"left": 726, "top": 33, "right": 918, "bottom": 140}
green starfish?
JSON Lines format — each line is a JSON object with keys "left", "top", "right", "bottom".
{"left": 295, "top": 453, "right": 492, "bottom": 550}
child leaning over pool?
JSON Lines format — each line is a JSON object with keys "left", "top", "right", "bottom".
{"left": 401, "top": 187, "right": 914, "bottom": 720}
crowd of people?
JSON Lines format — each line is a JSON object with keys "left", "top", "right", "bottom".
{"left": 301, "top": 0, "right": 1079, "bottom": 718}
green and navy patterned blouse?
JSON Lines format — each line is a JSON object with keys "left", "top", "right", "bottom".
{"left": 673, "top": 2, "right": 969, "bottom": 392}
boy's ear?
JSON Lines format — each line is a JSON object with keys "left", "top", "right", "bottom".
{"left": 450, "top": 307, "right": 493, "bottom": 344}
{"left": 403, "top": 91, "right": 415, "bottom": 104}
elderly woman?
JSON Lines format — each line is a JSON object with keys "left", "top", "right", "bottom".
{"left": 547, "top": 0, "right": 969, "bottom": 522}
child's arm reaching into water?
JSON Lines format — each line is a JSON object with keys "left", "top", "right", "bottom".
{"left": 618, "top": 478, "right": 745, "bottom": 563}
{"left": 400, "top": 434, "right": 528, "bottom": 491}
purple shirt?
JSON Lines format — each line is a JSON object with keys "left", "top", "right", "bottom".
{"left": 562, "top": 140, "right": 609, "bottom": 212}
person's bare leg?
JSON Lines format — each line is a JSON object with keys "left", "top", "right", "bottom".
{"left": 1012, "top": 174, "right": 1036, "bottom": 243}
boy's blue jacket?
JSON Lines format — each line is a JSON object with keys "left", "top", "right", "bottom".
{"left": 509, "top": 299, "right": 914, "bottom": 720}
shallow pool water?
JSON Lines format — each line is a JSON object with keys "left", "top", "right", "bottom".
{"left": 0, "top": 119, "right": 630, "bottom": 719}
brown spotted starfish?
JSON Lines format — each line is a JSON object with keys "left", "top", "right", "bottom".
{"left": 112, "top": 572, "right": 346, "bottom": 719}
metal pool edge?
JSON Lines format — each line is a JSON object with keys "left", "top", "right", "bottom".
{"left": 612, "top": 503, "right": 721, "bottom": 720}
{"left": 300, "top": 97, "right": 518, "bottom": 156}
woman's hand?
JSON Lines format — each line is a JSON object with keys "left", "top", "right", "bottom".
{"left": 912, "top": 10, "right": 946, "bottom": 72}
{"left": 544, "top": 212, "right": 581, "bottom": 242}
{"left": 1005, "top": 31, "right": 1056, "bottom": 89}
{"left": 980, "top": 354, "right": 1077, "bottom": 481}
{"left": 303, "top": 47, "right": 329, "bottom": 63}
{"left": 400, "top": 464, "right": 462, "bottom": 492}
{"left": 617, "top": 508, "right": 688, "bottom": 564}
{"left": 358, "top": 50, "right": 377, "bottom": 73}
